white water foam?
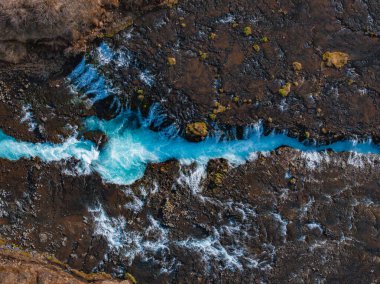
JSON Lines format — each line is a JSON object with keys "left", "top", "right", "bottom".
{"left": 89, "top": 204, "right": 127, "bottom": 249}
{"left": 176, "top": 163, "right": 207, "bottom": 195}
{"left": 20, "top": 104, "right": 38, "bottom": 132}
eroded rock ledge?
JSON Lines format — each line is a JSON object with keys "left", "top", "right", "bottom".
{"left": 0, "top": 0, "right": 178, "bottom": 64}
{"left": 0, "top": 241, "right": 133, "bottom": 284}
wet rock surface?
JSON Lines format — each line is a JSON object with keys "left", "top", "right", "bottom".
{"left": 85, "top": 0, "right": 380, "bottom": 143}
{"left": 0, "top": 149, "right": 379, "bottom": 283}
{"left": 1, "top": 0, "right": 380, "bottom": 143}
{"left": 0, "top": 0, "right": 380, "bottom": 283}
{"left": 0, "top": 0, "right": 174, "bottom": 143}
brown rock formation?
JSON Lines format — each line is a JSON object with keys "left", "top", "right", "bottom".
{"left": 0, "top": 0, "right": 122, "bottom": 63}
{"left": 0, "top": 243, "right": 132, "bottom": 284}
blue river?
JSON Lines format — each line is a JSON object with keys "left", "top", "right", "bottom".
{"left": 0, "top": 43, "right": 379, "bottom": 185}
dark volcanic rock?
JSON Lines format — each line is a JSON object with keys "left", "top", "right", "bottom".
{"left": 0, "top": 158, "right": 120, "bottom": 272}
{"left": 0, "top": 1, "right": 379, "bottom": 283}
{"left": 0, "top": 149, "right": 379, "bottom": 283}
{"left": 82, "top": 130, "right": 108, "bottom": 149}
{"left": 0, "top": 71, "right": 95, "bottom": 143}
{"left": 87, "top": 0, "right": 380, "bottom": 143}
{"left": 2, "top": 0, "right": 380, "bottom": 143}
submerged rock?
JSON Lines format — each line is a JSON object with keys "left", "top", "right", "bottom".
{"left": 82, "top": 130, "right": 108, "bottom": 149}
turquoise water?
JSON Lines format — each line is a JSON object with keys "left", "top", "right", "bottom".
{"left": 1, "top": 105, "right": 379, "bottom": 184}
{"left": 1, "top": 44, "right": 379, "bottom": 185}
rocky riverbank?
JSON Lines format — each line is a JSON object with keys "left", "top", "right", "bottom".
{"left": 78, "top": 0, "right": 380, "bottom": 144}
{"left": 0, "top": 148, "right": 379, "bottom": 283}
{"left": 0, "top": 0, "right": 379, "bottom": 283}
{"left": 1, "top": 0, "right": 380, "bottom": 145}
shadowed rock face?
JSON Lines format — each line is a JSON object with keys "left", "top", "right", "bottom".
{"left": 0, "top": 0, "right": 122, "bottom": 63}
{"left": 0, "top": 0, "right": 182, "bottom": 63}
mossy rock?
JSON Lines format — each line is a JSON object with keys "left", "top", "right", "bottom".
{"left": 206, "top": 159, "right": 229, "bottom": 188}
{"left": 186, "top": 122, "right": 208, "bottom": 141}
{"left": 167, "top": 57, "right": 177, "bottom": 66}
{"left": 304, "top": 131, "right": 310, "bottom": 139}
{"left": 253, "top": 44, "right": 260, "bottom": 52}
{"left": 292, "top": 61, "right": 302, "bottom": 72}
{"left": 163, "top": 0, "right": 178, "bottom": 8}
{"left": 213, "top": 172, "right": 224, "bottom": 187}
{"left": 322, "top": 51, "right": 349, "bottom": 69}
{"left": 213, "top": 103, "right": 227, "bottom": 114}
{"left": 199, "top": 51, "right": 208, "bottom": 61}
{"left": 261, "top": 36, "right": 269, "bottom": 43}
{"left": 279, "top": 83, "right": 291, "bottom": 97}
{"left": 243, "top": 26, "right": 252, "bottom": 36}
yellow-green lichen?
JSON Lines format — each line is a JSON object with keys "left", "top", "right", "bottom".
{"left": 186, "top": 122, "right": 208, "bottom": 138}
{"left": 279, "top": 83, "right": 291, "bottom": 97}
{"left": 167, "top": 57, "right": 176, "bottom": 66}
{"left": 213, "top": 102, "right": 227, "bottom": 114}
{"left": 261, "top": 36, "right": 269, "bottom": 43}
{"left": 289, "top": 177, "right": 297, "bottom": 185}
{"left": 322, "top": 51, "right": 349, "bottom": 69}
{"left": 213, "top": 172, "right": 224, "bottom": 186}
{"left": 253, "top": 44, "right": 260, "bottom": 52}
{"left": 125, "top": 272, "right": 137, "bottom": 284}
{"left": 199, "top": 51, "right": 208, "bottom": 61}
{"left": 292, "top": 61, "right": 302, "bottom": 72}
{"left": 163, "top": 0, "right": 178, "bottom": 8}
{"left": 243, "top": 26, "right": 252, "bottom": 36}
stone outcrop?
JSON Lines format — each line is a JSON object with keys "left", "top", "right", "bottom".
{"left": 0, "top": 241, "right": 132, "bottom": 284}
{"left": 0, "top": 0, "right": 122, "bottom": 63}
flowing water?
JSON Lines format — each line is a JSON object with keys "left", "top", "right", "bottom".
{"left": 1, "top": 43, "right": 380, "bottom": 185}
{"left": 1, "top": 43, "right": 380, "bottom": 280}
{"left": 1, "top": 108, "right": 379, "bottom": 185}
